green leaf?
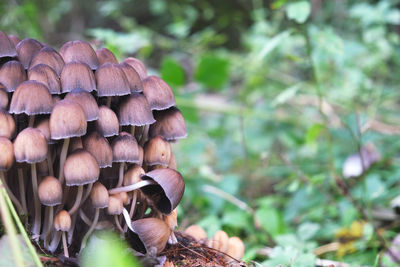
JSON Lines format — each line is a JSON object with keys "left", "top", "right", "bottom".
{"left": 297, "top": 222, "right": 320, "bottom": 241}
{"left": 194, "top": 53, "right": 230, "bottom": 90}
{"left": 305, "top": 123, "right": 324, "bottom": 144}
{"left": 160, "top": 56, "right": 186, "bottom": 87}
{"left": 0, "top": 235, "right": 35, "bottom": 267}
{"left": 286, "top": 1, "right": 311, "bottom": 24}
{"left": 255, "top": 206, "right": 286, "bottom": 237}
{"left": 222, "top": 210, "right": 249, "bottom": 229}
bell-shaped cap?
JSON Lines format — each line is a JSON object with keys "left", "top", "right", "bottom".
{"left": 96, "top": 48, "right": 118, "bottom": 65}
{"left": 184, "top": 225, "right": 207, "bottom": 241}
{"left": 0, "top": 109, "right": 16, "bottom": 139}
{"left": 208, "top": 230, "right": 229, "bottom": 253}
{"left": 54, "top": 210, "right": 71, "bottom": 232}
{"left": 129, "top": 218, "right": 170, "bottom": 254}
{"left": 38, "top": 176, "right": 62, "bottom": 206}
{"left": 60, "top": 62, "right": 96, "bottom": 93}
{"left": 168, "top": 152, "right": 177, "bottom": 170}
{"left": 0, "top": 85, "right": 8, "bottom": 109}
{"left": 83, "top": 131, "right": 112, "bottom": 168}
{"left": 107, "top": 195, "right": 123, "bottom": 215}
{"left": 13, "top": 127, "right": 47, "bottom": 164}
{"left": 118, "top": 93, "right": 155, "bottom": 126}
{"left": 138, "top": 145, "right": 144, "bottom": 166}
{"left": 95, "top": 63, "right": 130, "bottom": 97}
{"left": 59, "top": 40, "right": 99, "bottom": 70}
{"left": 144, "top": 136, "right": 171, "bottom": 167}
{"left": 111, "top": 132, "right": 140, "bottom": 164}
{"left": 9, "top": 80, "right": 53, "bottom": 115}
{"left": 0, "top": 137, "right": 14, "bottom": 171}
{"left": 227, "top": 237, "right": 245, "bottom": 260}
{"left": 0, "top": 31, "right": 17, "bottom": 58}
{"left": 68, "top": 137, "right": 83, "bottom": 154}
{"left": 117, "top": 191, "right": 130, "bottom": 205}
{"left": 64, "top": 89, "right": 99, "bottom": 121}
{"left": 142, "top": 76, "right": 175, "bottom": 110}
{"left": 29, "top": 46, "right": 65, "bottom": 76}
{"left": 0, "top": 60, "right": 27, "bottom": 92}
{"left": 16, "top": 38, "right": 43, "bottom": 69}
{"left": 90, "top": 182, "right": 109, "bottom": 209}
{"left": 149, "top": 107, "right": 187, "bottom": 141}
{"left": 28, "top": 64, "right": 61, "bottom": 94}
{"left": 7, "top": 35, "right": 20, "bottom": 47}
{"left": 96, "top": 105, "right": 119, "bottom": 137}
{"left": 140, "top": 168, "right": 184, "bottom": 214}
{"left": 118, "top": 63, "right": 143, "bottom": 93}
{"left": 122, "top": 57, "right": 147, "bottom": 80}
{"left": 123, "top": 165, "right": 145, "bottom": 186}
{"left": 35, "top": 118, "right": 56, "bottom": 144}
{"left": 64, "top": 149, "right": 99, "bottom": 186}
{"left": 50, "top": 99, "right": 87, "bottom": 140}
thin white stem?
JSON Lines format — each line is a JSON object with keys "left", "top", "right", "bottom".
{"left": 81, "top": 183, "right": 93, "bottom": 207}
{"left": 49, "top": 230, "right": 61, "bottom": 252}
{"left": 131, "top": 126, "right": 135, "bottom": 136}
{"left": 0, "top": 171, "right": 24, "bottom": 215}
{"left": 58, "top": 138, "right": 70, "bottom": 184}
{"left": 31, "top": 163, "right": 41, "bottom": 240}
{"left": 47, "top": 149, "right": 54, "bottom": 177}
{"left": 68, "top": 185, "right": 83, "bottom": 215}
{"left": 28, "top": 115, "right": 35, "bottom": 127}
{"left": 106, "top": 96, "right": 112, "bottom": 107}
{"left": 117, "top": 162, "right": 125, "bottom": 188}
{"left": 79, "top": 209, "right": 109, "bottom": 229}
{"left": 114, "top": 214, "right": 123, "bottom": 235}
{"left": 17, "top": 168, "right": 27, "bottom": 215}
{"left": 139, "top": 124, "right": 149, "bottom": 146}
{"left": 62, "top": 232, "right": 69, "bottom": 257}
{"left": 108, "top": 180, "right": 155, "bottom": 195}
{"left": 123, "top": 191, "right": 137, "bottom": 232}
{"left": 80, "top": 208, "right": 99, "bottom": 251}
{"left": 44, "top": 206, "right": 54, "bottom": 249}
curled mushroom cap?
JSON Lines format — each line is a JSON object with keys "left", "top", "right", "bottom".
{"left": 54, "top": 210, "right": 71, "bottom": 232}
{"left": 13, "top": 127, "right": 47, "bottom": 164}
{"left": 64, "top": 149, "right": 99, "bottom": 186}
{"left": 184, "top": 225, "right": 207, "bottom": 242}
{"left": 29, "top": 46, "right": 65, "bottom": 76}
{"left": 208, "top": 230, "right": 229, "bottom": 253}
{"left": 118, "top": 93, "right": 155, "bottom": 126}
{"left": 144, "top": 136, "right": 171, "bottom": 167}
{"left": 140, "top": 168, "right": 185, "bottom": 214}
{"left": 16, "top": 38, "right": 43, "bottom": 69}
{"left": 226, "top": 237, "right": 245, "bottom": 260}
{"left": 96, "top": 48, "right": 118, "bottom": 65}
{"left": 0, "top": 109, "right": 16, "bottom": 139}
{"left": 142, "top": 76, "right": 175, "bottom": 110}
{"left": 96, "top": 105, "right": 119, "bottom": 137}
{"left": 60, "top": 62, "right": 96, "bottom": 93}
{"left": 83, "top": 131, "right": 112, "bottom": 168}
{"left": 122, "top": 57, "right": 147, "bottom": 80}
{"left": 64, "top": 89, "right": 99, "bottom": 121}
{"left": 149, "top": 107, "right": 187, "bottom": 141}
{"left": 0, "top": 137, "right": 14, "bottom": 171}
{"left": 95, "top": 63, "right": 131, "bottom": 97}
{"left": 0, "top": 60, "right": 27, "bottom": 92}
{"left": 111, "top": 132, "right": 140, "bottom": 164}
{"left": 28, "top": 64, "right": 61, "bottom": 94}
{"left": 90, "top": 182, "right": 109, "bottom": 208}
{"left": 38, "top": 176, "right": 62, "bottom": 206}
{"left": 0, "top": 31, "right": 17, "bottom": 58}
{"left": 59, "top": 40, "right": 99, "bottom": 70}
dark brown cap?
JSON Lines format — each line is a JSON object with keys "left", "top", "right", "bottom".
{"left": 118, "top": 63, "right": 143, "bottom": 93}
{"left": 0, "top": 137, "right": 14, "bottom": 171}
{"left": 95, "top": 63, "right": 130, "bottom": 97}
{"left": 111, "top": 132, "right": 140, "bottom": 164}
{"left": 122, "top": 57, "right": 147, "bottom": 80}
{"left": 142, "top": 76, "right": 175, "bottom": 110}
{"left": 38, "top": 176, "right": 62, "bottom": 206}
{"left": 28, "top": 64, "right": 61, "bottom": 94}
{"left": 0, "top": 60, "right": 27, "bottom": 92}
{"left": 29, "top": 46, "right": 65, "bottom": 76}
{"left": 144, "top": 136, "right": 171, "bottom": 167}
{"left": 54, "top": 210, "right": 71, "bottom": 232}
{"left": 16, "top": 38, "right": 43, "bottom": 69}
{"left": 0, "top": 109, "right": 16, "bottom": 139}
{"left": 118, "top": 93, "right": 155, "bottom": 126}
{"left": 96, "top": 48, "right": 118, "bottom": 65}
{"left": 13, "top": 127, "right": 47, "bottom": 164}
{"left": 90, "top": 182, "right": 109, "bottom": 209}
{"left": 0, "top": 31, "right": 17, "bottom": 58}
{"left": 59, "top": 40, "right": 99, "bottom": 70}
{"left": 83, "top": 131, "right": 112, "bottom": 168}
{"left": 9, "top": 80, "right": 53, "bottom": 115}
{"left": 60, "top": 62, "right": 96, "bottom": 93}
{"left": 140, "top": 168, "right": 184, "bottom": 214}
{"left": 149, "top": 107, "right": 187, "bottom": 141}
{"left": 64, "top": 149, "right": 100, "bottom": 186}
{"left": 7, "top": 35, "right": 20, "bottom": 48}
{"left": 64, "top": 89, "right": 99, "bottom": 121}
{"left": 96, "top": 105, "right": 119, "bottom": 137}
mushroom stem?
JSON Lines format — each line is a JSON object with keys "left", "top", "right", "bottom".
{"left": 28, "top": 115, "right": 35, "bottom": 127}
{"left": 17, "top": 168, "right": 27, "bottom": 215}
{"left": 117, "top": 162, "right": 125, "bottom": 188}
{"left": 81, "top": 183, "right": 93, "bottom": 206}
{"left": 131, "top": 126, "right": 135, "bottom": 136}
{"left": 62, "top": 231, "right": 69, "bottom": 257}
{"left": 123, "top": 191, "right": 137, "bottom": 232}
{"left": 168, "top": 232, "right": 178, "bottom": 244}
{"left": 106, "top": 96, "right": 112, "bottom": 107}
{"left": 67, "top": 212, "right": 78, "bottom": 245}
{"left": 79, "top": 209, "right": 109, "bottom": 229}
{"left": 108, "top": 180, "right": 155, "bottom": 194}
{"left": 31, "top": 163, "right": 41, "bottom": 240}
{"left": 47, "top": 149, "right": 54, "bottom": 177}
{"left": 114, "top": 214, "right": 124, "bottom": 235}
{"left": 0, "top": 171, "right": 24, "bottom": 215}
{"left": 68, "top": 185, "right": 83, "bottom": 215}
{"left": 49, "top": 231, "right": 61, "bottom": 252}
{"left": 43, "top": 206, "right": 54, "bottom": 249}
{"left": 80, "top": 208, "right": 99, "bottom": 251}
{"left": 139, "top": 124, "right": 149, "bottom": 146}
{"left": 58, "top": 138, "right": 70, "bottom": 184}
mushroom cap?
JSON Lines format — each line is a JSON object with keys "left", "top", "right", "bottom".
{"left": 64, "top": 89, "right": 99, "bottom": 121}
{"left": 7, "top": 34, "right": 20, "bottom": 48}
{"left": 96, "top": 48, "right": 118, "bottom": 65}
{"left": 59, "top": 40, "right": 99, "bottom": 70}
{"left": 95, "top": 63, "right": 131, "bottom": 97}
{"left": 13, "top": 127, "right": 47, "bottom": 164}
{"left": 123, "top": 164, "right": 145, "bottom": 186}
{"left": 0, "top": 137, "right": 14, "bottom": 171}
{"left": 118, "top": 93, "right": 155, "bottom": 126}
{"left": 29, "top": 46, "right": 65, "bottom": 76}
{"left": 90, "top": 182, "right": 109, "bottom": 209}
{"left": 140, "top": 168, "right": 185, "bottom": 215}
{"left": 96, "top": 105, "right": 119, "bottom": 137}
{"left": 107, "top": 195, "right": 123, "bottom": 215}
{"left": 208, "top": 230, "right": 229, "bottom": 253}
{"left": 68, "top": 137, "right": 83, "bottom": 153}
{"left": 0, "top": 31, "right": 17, "bottom": 58}
{"left": 149, "top": 107, "right": 187, "bottom": 141}
{"left": 16, "top": 38, "right": 43, "bottom": 69}
{"left": 28, "top": 64, "right": 61, "bottom": 94}
{"left": 144, "top": 136, "right": 171, "bottom": 167}
{"left": 122, "top": 57, "right": 147, "bottom": 80}
{"left": 142, "top": 76, "right": 175, "bottom": 111}
{"left": 83, "top": 131, "right": 112, "bottom": 168}
{"left": 0, "top": 60, "right": 27, "bottom": 92}
{"left": 129, "top": 218, "right": 170, "bottom": 254}
{"left": 38, "top": 176, "right": 62, "bottom": 206}
{"left": 111, "top": 132, "right": 140, "bottom": 163}
{"left": 34, "top": 118, "right": 55, "bottom": 144}
{"left": 184, "top": 225, "right": 207, "bottom": 241}
{"left": 163, "top": 208, "right": 177, "bottom": 230}
{"left": 54, "top": 210, "right": 71, "bottom": 232}
{"left": 168, "top": 152, "right": 177, "bottom": 170}
{"left": 138, "top": 145, "right": 144, "bottom": 166}
{"left": 0, "top": 109, "right": 16, "bottom": 139}
{"left": 118, "top": 63, "right": 143, "bottom": 93}
{"left": 64, "top": 149, "right": 100, "bottom": 186}
{"left": 0, "top": 85, "right": 8, "bottom": 109}
{"left": 50, "top": 99, "right": 87, "bottom": 140}
{"left": 227, "top": 237, "right": 245, "bottom": 260}
{"left": 60, "top": 62, "right": 96, "bottom": 93}
{"left": 116, "top": 192, "right": 130, "bottom": 206}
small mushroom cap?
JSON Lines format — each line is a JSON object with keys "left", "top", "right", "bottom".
{"left": 140, "top": 168, "right": 185, "bottom": 214}
{"left": 130, "top": 217, "right": 170, "bottom": 254}
{"left": 0, "top": 86, "right": 8, "bottom": 109}
{"left": 123, "top": 165, "right": 145, "bottom": 186}
{"left": 142, "top": 76, "right": 175, "bottom": 110}
{"left": 0, "top": 31, "right": 17, "bottom": 58}
{"left": 163, "top": 209, "right": 177, "bottom": 230}
{"left": 90, "top": 182, "right": 109, "bottom": 209}
{"left": 226, "top": 237, "right": 245, "bottom": 260}
{"left": 29, "top": 46, "right": 65, "bottom": 76}
{"left": 0, "top": 109, "right": 16, "bottom": 139}
{"left": 54, "top": 210, "right": 71, "bottom": 232}
{"left": 149, "top": 107, "right": 187, "bottom": 141}
{"left": 107, "top": 195, "right": 123, "bottom": 215}
{"left": 96, "top": 105, "right": 119, "bottom": 137}
{"left": 64, "top": 89, "right": 99, "bottom": 121}
{"left": 37, "top": 159, "right": 49, "bottom": 177}
{"left": 59, "top": 40, "right": 99, "bottom": 70}
{"left": 118, "top": 63, "right": 143, "bottom": 93}
{"left": 138, "top": 145, "right": 144, "bottom": 166}
{"left": 38, "top": 176, "right": 62, "bottom": 206}
{"left": 116, "top": 191, "right": 130, "bottom": 205}
{"left": 0, "top": 137, "right": 14, "bottom": 171}
{"left": 184, "top": 225, "right": 207, "bottom": 241}
{"left": 96, "top": 48, "right": 118, "bottom": 65}
{"left": 7, "top": 35, "right": 20, "bottom": 48}
{"left": 168, "top": 152, "right": 177, "bottom": 170}
{"left": 34, "top": 118, "right": 55, "bottom": 144}
{"left": 64, "top": 149, "right": 100, "bottom": 186}
{"left": 111, "top": 132, "right": 140, "bottom": 163}
{"left": 13, "top": 127, "right": 47, "bottom": 164}
{"left": 50, "top": 99, "right": 87, "bottom": 140}
{"left": 144, "top": 136, "right": 171, "bottom": 167}
{"left": 208, "top": 230, "right": 229, "bottom": 253}
{"left": 16, "top": 38, "right": 43, "bottom": 69}
{"left": 122, "top": 57, "right": 147, "bottom": 79}
{"left": 28, "top": 64, "right": 61, "bottom": 94}
{"left": 118, "top": 93, "right": 155, "bottom": 126}
{"left": 0, "top": 60, "right": 27, "bottom": 92}
{"left": 83, "top": 131, "right": 112, "bottom": 168}
{"left": 60, "top": 62, "right": 96, "bottom": 93}
{"left": 95, "top": 63, "right": 131, "bottom": 97}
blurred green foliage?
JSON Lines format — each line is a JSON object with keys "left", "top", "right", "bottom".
{"left": 2, "top": 0, "right": 400, "bottom": 265}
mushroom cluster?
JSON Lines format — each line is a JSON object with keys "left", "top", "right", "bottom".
{"left": 0, "top": 31, "right": 187, "bottom": 257}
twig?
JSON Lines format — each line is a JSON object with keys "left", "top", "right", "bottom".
{"left": 201, "top": 184, "right": 250, "bottom": 212}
